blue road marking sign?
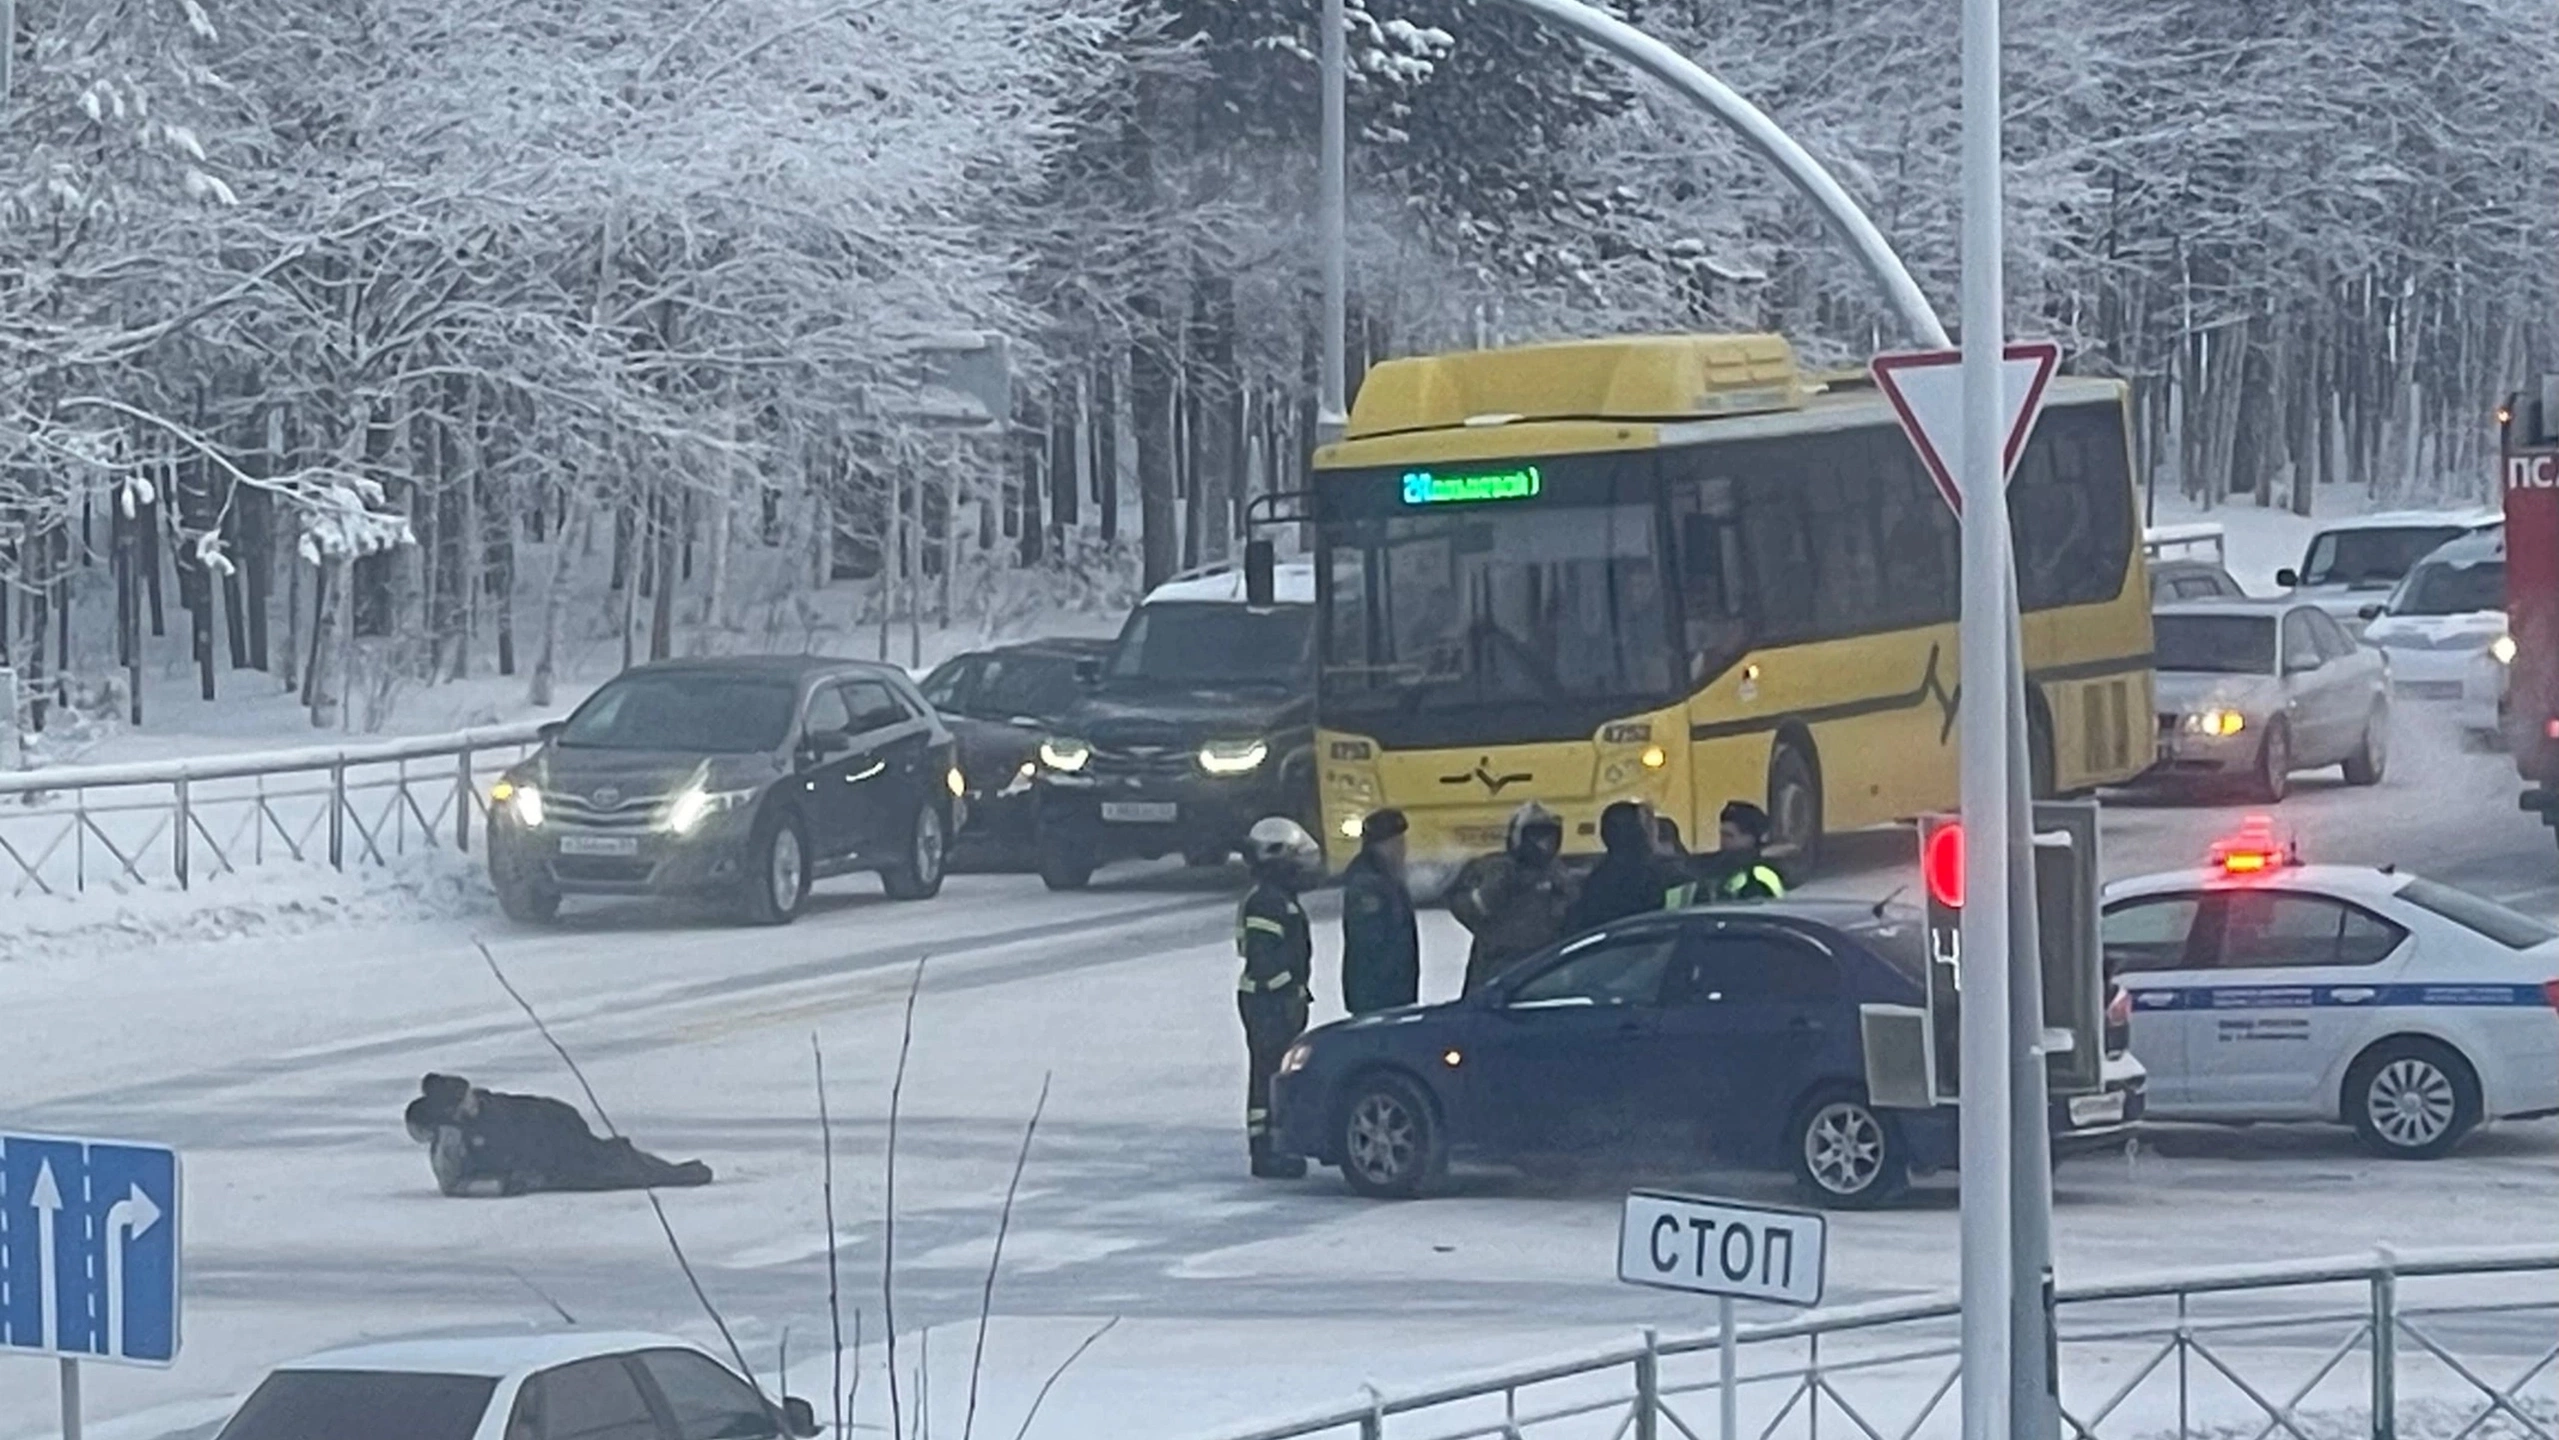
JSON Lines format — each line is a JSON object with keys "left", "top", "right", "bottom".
{"left": 0, "top": 1133, "right": 181, "bottom": 1367}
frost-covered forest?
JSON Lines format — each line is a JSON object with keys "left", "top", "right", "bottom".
{"left": 0, "top": 0, "right": 2551, "bottom": 732}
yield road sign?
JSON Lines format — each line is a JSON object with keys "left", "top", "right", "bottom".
{"left": 1617, "top": 1190, "right": 1826, "bottom": 1306}
{"left": 0, "top": 1133, "right": 181, "bottom": 1366}
{"left": 1870, "top": 341, "right": 2061, "bottom": 514}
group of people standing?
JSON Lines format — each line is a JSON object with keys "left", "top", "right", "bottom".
{"left": 1227, "top": 798, "right": 1788, "bottom": 1178}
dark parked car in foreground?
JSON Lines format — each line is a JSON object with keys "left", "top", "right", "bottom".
{"left": 1271, "top": 901, "right": 2146, "bottom": 1207}
{"left": 487, "top": 656, "right": 961, "bottom": 925}
{"left": 920, "top": 638, "right": 1112, "bottom": 863}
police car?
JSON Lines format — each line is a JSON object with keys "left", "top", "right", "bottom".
{"left": 2103, "top": 819, "right": 2559, "bottom": 1158}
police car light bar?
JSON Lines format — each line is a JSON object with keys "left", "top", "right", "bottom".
{"left": 2210, "top": 815, "right": 2298, "bottom": 874}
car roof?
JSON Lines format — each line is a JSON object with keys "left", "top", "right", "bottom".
{"left": 943, "top": 638, "right": 1112, "bottom": 665}
{"left": 2415, "top": 530, "right": 2505, "bottom": 566}
{"left": 2151, "top": 597, "right": 2298, "bottom": 619}
{"left": 2310, "top": 508, "right": 2501, "bottom": 534}
{"left": 277, "top": 1329, "right": 702, "bottom": 1378}
{"left": 2144, "top": 521, "right": 2225, "bottom": 545}
{"left": 620, "top": 654, "right": 903, "bottom": 684}
{"left": 1142, "top": 562, "right": 1317, "bottom": 606}
{"left": 2106, "top": 864, "right": 2413, "bottom": 903}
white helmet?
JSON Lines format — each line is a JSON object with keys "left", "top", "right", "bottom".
{"left": 1246, "top": 816, "right": 1321, "bottom": 872}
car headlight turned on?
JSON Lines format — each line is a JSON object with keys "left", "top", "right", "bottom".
{"left": 491, "top": 779, "right": 545, "bottom": 827}
{"left": 946, "top": 766, "right": 967, "bottom": 798}
{"left": 664, "top": 784, "right": 755, "bottom": 835}
{"left": 1278, "top": 1041, "right": 1314, "bottom": 1076}
{"left": 2183, "top": 709, "right": 2247, "bottom": 737}
{"left": 2494, "top": 634, "right": 2518, "bottom": 665}
{"left": 1038, "top": 736, "right": 1091, "bottom": 773}
{"left": 1199, "top": 738, "right": 1269, "bottom": 775}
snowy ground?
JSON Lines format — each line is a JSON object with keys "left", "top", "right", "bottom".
{"left": 3, "top": 708, "right": 2555, "bottom": 1440}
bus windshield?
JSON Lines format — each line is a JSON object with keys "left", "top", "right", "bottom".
{"left": 1322, "top": 497, "right": 1674, "bottom": 729}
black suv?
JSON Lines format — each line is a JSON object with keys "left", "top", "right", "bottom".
{"left": 1030, "top": 568, "right": 1316, "bottom": 890}
{"left": 487, "top": 656, "right": 961, "bottom": 925}
{"left": 920, "top": 637, "right": 1113, "bottom": 863}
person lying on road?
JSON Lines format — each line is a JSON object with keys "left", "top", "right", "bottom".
{"left": 402, "top": 1072, "right": 712, "bottom": 1197}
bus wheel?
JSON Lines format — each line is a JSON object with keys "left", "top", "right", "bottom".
{"left": 1766, "top": 738, "right": 1823, "bottom": 874}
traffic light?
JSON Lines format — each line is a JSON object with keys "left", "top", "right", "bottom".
{"left": 1893, "top": 808, "right": 2106, "bottom": 1102}
{"left": 1916, "top": 814, "right": 1965, "bottom": 1102}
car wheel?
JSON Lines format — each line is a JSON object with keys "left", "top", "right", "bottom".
{"left": 1338, "top": 1071, "right": 1445, "bottom": 1199}
{"left": 2347, "top": 1039, "right": 2479, "bottom": 1160}
{"left": 1788, "top": 1090, "right": 1907, "bottom": 1208}
{"left": 882, "top": 803, "right": 947, "bottom": 900}
{"left": 738, "top": 812, "right": 811, "bottom": 925}
{"left": 2250, "top": 720, "right": 2292, "bottom": 804}
{"left": 492, "top": 856, "right": 561, "bottom": 926}
{"left": 1766, "top": 737, "right": 1823, "bottom": 874}
{"left": 1037, "top": 836, "right": 1095, "bottom": 892}
{"left": 2343, "top": 706, "right": 2388, "bottom": 786}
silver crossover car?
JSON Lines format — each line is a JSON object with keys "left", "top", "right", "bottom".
{"left": 2149, "top": 599, "right": 2392, "bottom": 802}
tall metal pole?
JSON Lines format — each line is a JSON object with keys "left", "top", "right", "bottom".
{"left": 2007, "top": 588, "right": 2057, "bottom": 1440}
{"left": 60, "top": 1357, "right": 82, "bottom": 1440}
{"left": 1317, "top": 0, "right": 1349, "bottom": 443}
{"left": 1955, "top": 0, "right": 2015, "bottom": 1431}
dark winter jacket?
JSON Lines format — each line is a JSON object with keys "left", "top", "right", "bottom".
{"left": 1340, "top": 848, "right": 1420, "bottom": 1014}
{"left": 1564, "top": 804, "right": 1685, "bottom": 936}
{"left": 1236, "top": 880, "right": 1315, "bottom": 1004}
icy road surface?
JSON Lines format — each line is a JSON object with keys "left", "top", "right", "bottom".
{"left": 4, "top": 712, "right": 2555, "bottom": 1440}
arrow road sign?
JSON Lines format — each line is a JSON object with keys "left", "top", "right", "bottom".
{"left": 1, "top": 1133, "right": 181, "bottom": 1367}
{"left": 1870, "top": 341, "right": 2062, "bottom": 515}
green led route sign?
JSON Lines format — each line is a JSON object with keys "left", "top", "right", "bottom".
{"left": 1401, "top": 464, "right": 1543, "bottom": 506}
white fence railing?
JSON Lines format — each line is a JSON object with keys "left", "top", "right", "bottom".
{"left": 0, "top": 723, "right": 550, "bottom": 896}
{"left": 1204, "top": 1247, "right": 2559, "bottom": 1440}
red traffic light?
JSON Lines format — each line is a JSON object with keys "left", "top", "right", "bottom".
{"left": 1922, "top": 822, "right": 1964, "bottom": 909}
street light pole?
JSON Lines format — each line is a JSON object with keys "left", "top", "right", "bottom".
{"left": 1317, "top": 0, "right": 1349, "bottom": 444}
{"left": 1956, "top": 0, "right": 2015, "bottom": 1435}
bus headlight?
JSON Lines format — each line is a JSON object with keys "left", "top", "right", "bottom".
{"left": 492, "top": 780, "right": 545, "bottom": 828}
{"left": 2493, "top": 634, "right": 2517, "bottom": 665}
{"left": 1639, "top": 745, "right": 1668, "bottom": 770}
{"left": 1199, "top": 738, "right": 1269, "bottom": 775}
{"left": 1039, "top": 737, "right": 1092, "bottom": 773}
{"left": 1338, "top": 812, "right": 1366, "bottom": 841}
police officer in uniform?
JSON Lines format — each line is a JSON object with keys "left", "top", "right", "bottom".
{"left": 1340, "top": 808, "right": 1420, "bottom": 1014}
{"left": 1236, "top": 816, "right": 1320, "bottom": 1179}
{"left": 1706, "top": 800, "right": 1787, "bottom": 900}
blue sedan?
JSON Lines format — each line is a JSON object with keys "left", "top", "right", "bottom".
{"left": 1270, "top": 901, "right": 2144, "bottom": 1207}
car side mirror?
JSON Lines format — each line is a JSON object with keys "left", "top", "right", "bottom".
{"left": 2359, "top": 603, "right": 2385, "bottom": 621}
{"left": 2285, "top": 653, "right": 2321, "bottom": 675}
{"left": 537, "top": 720, "right": 565, "bottom": 742}
{"left": 2275, "top": 567, "right": 2301, "bottom": 589}
{"left": 1074, "top": 657, "right": 1102, "bottom": 686}
{"left": 782, "top": 1397, "right": 820, "bottom": 1439}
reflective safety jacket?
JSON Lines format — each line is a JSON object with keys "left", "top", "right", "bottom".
{"left": 1236, "top": 881, "right": 1313, "bottom": 1001}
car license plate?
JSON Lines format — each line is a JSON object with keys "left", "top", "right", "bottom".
{"left": 559, "top": 835, "right": 639, "bottom": 857}
{"left": 2069, "top": 1092, "right": 2126, "bottom": 1127}
{"left": 1101, "top": 801, "right": 1177, "bottom": 824}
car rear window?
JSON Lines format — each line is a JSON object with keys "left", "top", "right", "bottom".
{"left": 1845, "top": 914, "right": 1928, "bottom": 983}
{"left": 215, "top": 1370, "right": 497, "bottom": 1440}
{"left": 2397, "top": 878, "right": 2559, "bottom": 950}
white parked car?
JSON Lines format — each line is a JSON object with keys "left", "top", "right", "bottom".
{"left": 2102, "top": 823, "right": 2559, "bottom": 1159}
{"left": 2276, "top": 509, "right": 2501, "bottom": 632}
{"left": 210, "top": 1331, "right": 820, "bottom": 1440}
{"left": 2357, "top": 530, "right": 2507, "bottom": 707}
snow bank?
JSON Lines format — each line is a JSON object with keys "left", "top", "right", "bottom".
{"left": 0, "top": 849, "right": 493, "bottom": 963}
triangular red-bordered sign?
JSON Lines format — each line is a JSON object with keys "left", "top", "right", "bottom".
{"left": 1870, "top": 341, "right": 2061, "bottom": 515}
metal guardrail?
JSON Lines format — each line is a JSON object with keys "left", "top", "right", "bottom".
{"left": 1207, "top": 1247, "right": 2559, "bottom": 1440}
{"left": 0, "top": 722, "right": 550, "bottom": 896}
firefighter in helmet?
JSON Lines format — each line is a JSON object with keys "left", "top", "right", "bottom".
{"left": 1236, "top": 816, "right": 1321, "bottom": 1179}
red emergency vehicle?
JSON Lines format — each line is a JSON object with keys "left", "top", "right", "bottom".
{"left": 2501, "top": 384, "right": 2559, "bottom": 842}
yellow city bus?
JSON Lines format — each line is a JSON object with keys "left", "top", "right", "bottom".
{"left": 1309, "top": 332, "right": 2153, "bottom": 877}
